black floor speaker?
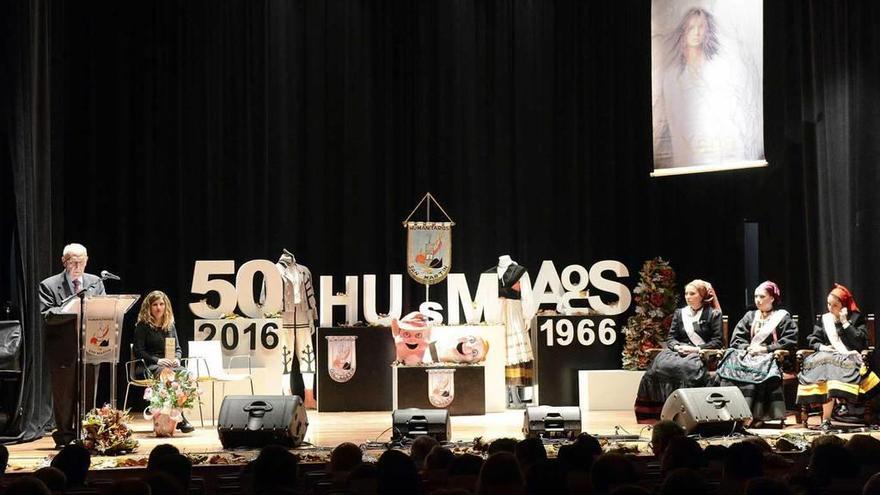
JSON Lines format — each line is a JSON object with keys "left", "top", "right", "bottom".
{"left": 660, "top": 386, "right": 752, "bottom": 435}
{"left": 217, "top": 395, "right": 308, "bottom": 448}
{"left": 392, "top": 408, "right": 450, "bottom": 441}
{"left": 523, "top": 406, "right": 581, "bottom": 439}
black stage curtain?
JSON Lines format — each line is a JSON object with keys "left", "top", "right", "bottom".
{"left": 1, "top": 0, "right": 55, "bottom": 441}
{"left": 3, "top": 0, "right": 880, "bottom": 437}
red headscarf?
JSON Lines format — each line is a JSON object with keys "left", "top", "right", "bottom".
{"left": 830, "top": 283, "right": 860, "bottom": 312}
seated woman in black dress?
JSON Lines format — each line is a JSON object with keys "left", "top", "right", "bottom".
{"left": 635, "top": 279, "right": 723, "bottom": 423}
{"left": 796, "top": 284, "right": 879, "bottom": 429}
{"left": 716, "top": 281, "right": 797, "bottom": 426}
{"left": 133, "top": 290, "right": 193, "bottom": 433}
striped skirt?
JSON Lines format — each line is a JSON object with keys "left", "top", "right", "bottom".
{"left": 501, "top": 298, "right": 533, "bottom": 387}
{"left": 796, "top": 351, "right": 880, "bottom": 404}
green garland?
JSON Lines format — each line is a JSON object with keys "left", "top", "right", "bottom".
{"left": 621, "top": 257, "right": 679, "bottom": 370}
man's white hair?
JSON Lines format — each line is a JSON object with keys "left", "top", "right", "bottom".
{"left": 62, "top": 243, "right": 88, "bottom": 259}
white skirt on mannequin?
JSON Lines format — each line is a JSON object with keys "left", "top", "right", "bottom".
{"left": 502, "top": 298, "right": 533, "bottom": 366}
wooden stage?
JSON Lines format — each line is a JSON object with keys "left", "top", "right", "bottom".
{"left": 3, "top": 409, "right": 869, "bottom": 472}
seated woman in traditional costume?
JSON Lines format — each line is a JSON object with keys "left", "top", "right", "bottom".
{"left": 796, "top": 284, "right": 879, "bottom": 429}
{"left": 716, "top": 281, "right": 798, "bottom": 426}
{"left": 635, "top": 279, "right": 723, "bottom": 423}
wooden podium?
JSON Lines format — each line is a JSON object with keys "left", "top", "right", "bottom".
{"left": 62, "top": 294, "right": 139, "bottom": 438}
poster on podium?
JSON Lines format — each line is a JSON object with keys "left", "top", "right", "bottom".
{"left": 64, "top": 295, "right": 139, "bottom": 364}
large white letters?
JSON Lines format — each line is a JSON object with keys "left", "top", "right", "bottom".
{"left": 446, "top": 273, "right": 500, "bottom": 325}
{"left": 531, "top": 261, "right": 565, "bottom": 307}
{"left": 362, "top": 274, "right": 403, "bottom": 324}
{"left": 197, "top": 259, "right": 632, "bottom": 326}
{"left": 587, "top": 260, "right": 631, "bottom": 315}
{"left": 319, "top": 275, "right": 359, "bottom": 326}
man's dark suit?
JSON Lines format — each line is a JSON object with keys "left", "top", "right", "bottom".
{"left": 39, "top": 271, "right": 105, "bottom": 445}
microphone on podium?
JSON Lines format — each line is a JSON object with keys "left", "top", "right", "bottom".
{"left": 100, "top": 270, "right": 121, "bottom": 281}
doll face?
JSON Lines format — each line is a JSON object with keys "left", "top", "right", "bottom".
{"left": 454, "top": 335, "right": 487, "bottom": 363}
{"left": 393, "top": 326, "right": 431, "bottom": 365}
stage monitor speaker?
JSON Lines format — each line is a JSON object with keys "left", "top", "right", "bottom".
{"left": 660, "top": 387, "right": 751, "bottom": 436}
{"left": 523, "top": 406, "right": 581, "bottom": 439}
{"left": 392, "top": 408, "right": 450, "bottom": 442}
{"left": 217, "top": 395, "right": 308, "bottom": 449}
{"left": 0, "top": 320, "right": 23, "bottom": 434}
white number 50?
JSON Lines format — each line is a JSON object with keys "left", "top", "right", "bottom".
{"left": 189, "top": 260, "right": 283, "bottom": 319}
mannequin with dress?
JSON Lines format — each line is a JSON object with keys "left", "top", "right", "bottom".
{"left": 267, "top": 249, "right": 317, "bottom": 407}
{"left": 495, "top": 255, "right": 537, "bottom": 408}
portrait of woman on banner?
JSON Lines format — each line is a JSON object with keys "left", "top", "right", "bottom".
{"left": 651, "top": 1, "right": 764, "bottom": 172}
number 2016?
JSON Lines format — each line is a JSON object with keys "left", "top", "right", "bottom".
{"left": 539, "top": 318, "right": 617, "bottom": 347}
{"left": 197, "top": 321, "right": 280, "bottom": 351}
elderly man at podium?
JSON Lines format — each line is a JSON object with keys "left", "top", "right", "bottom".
{"left": 39, "top": 243, "right": 105, "bottom": 448}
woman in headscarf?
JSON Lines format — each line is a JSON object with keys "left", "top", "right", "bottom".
{"left": 634, "top": 279, "right": 724, "bottom": 423}
{"left": 716, "top": 281, "right": 798, "bottom": 426}
{"left": 796, "top": 284, "right": 878, "bottom": 429}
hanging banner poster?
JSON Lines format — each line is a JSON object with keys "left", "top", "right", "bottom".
{"left": 651, "top": 0, "right": 766, "bottom": 177}
{"left": 406, "top": 222, "right": 453, "bottom": 285}
{"left": 403, "top": 193, "right": 455, "bottom": 286}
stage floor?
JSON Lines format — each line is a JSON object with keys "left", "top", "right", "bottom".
{"left": 3, "top": 409, "right": 869, "bottom": 472}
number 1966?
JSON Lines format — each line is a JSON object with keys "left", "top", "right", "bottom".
{"left": 538, "top": 318, "right": 617, "bottom": 347}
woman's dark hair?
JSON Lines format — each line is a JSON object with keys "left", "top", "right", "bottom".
{"left": 669, "top": 7, "right": 721, "bottom": 73}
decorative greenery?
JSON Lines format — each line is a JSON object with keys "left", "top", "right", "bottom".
{"left": 82, "top": 405, "right": 139, "bottom": 455}
{"left": 301, "top": 343, "right": 316, "bottom": 373}
{"left": 143, "top": 368, "right": 200, "bottom": 421}
{"left": 621, "top": 257, "right": 679, "bottom": 370}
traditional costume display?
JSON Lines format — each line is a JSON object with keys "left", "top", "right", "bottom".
{"left": 634, "top": 289, "right": 723, "bottom": 423}
{"left": 270, "top": 250, "right": 317, "bottom": 401}
{"left": 494, "top": 255, "right": 536, "bottom": 407}
{"left": 716, "top": 282, "right": 797, "bottom": 422}
{"left": 796, "top": 285, "right": 879, "bottom": 406}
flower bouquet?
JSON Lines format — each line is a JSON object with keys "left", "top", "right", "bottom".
{"left": 82, "top": 405, "right": 139, "bottom": 455}
{"left": 143, "top": 367, "right": 200, "bottom": 436}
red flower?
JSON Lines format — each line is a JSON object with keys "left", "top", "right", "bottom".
{"left": 649, "top": 293, "right": 664, "bottom": 307}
